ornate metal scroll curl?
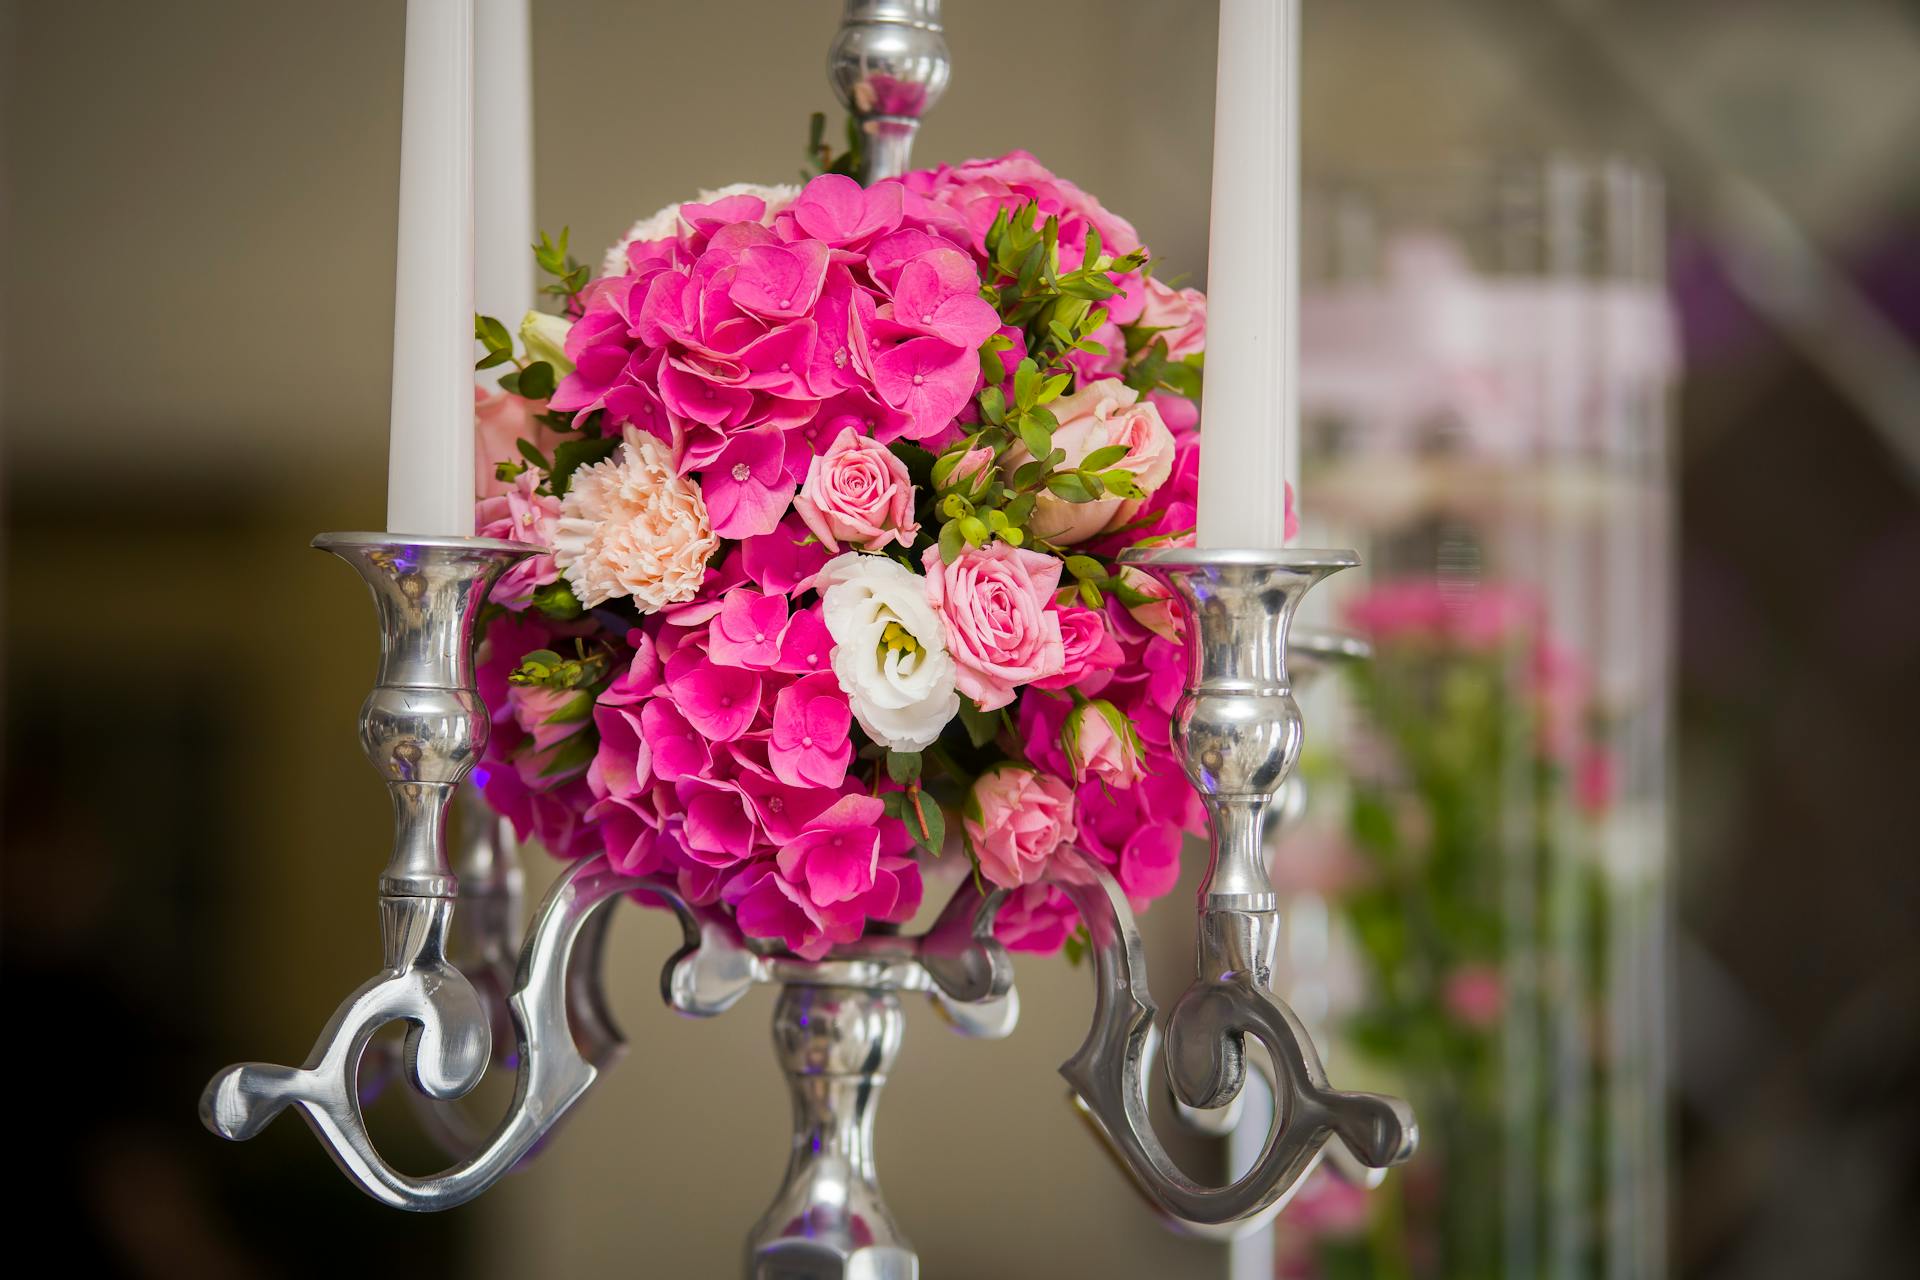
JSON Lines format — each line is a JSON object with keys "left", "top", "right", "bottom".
{"left": 1055, "top": 547, "right": 1418, "bottom": 1229}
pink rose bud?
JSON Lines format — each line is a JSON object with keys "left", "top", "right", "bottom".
{"left": 793, "top": 425, "right": 921, "bottom": 553}
{"left": 1442, "top": 964, "right": 1503, "bottom": 1030}
{"left": 1062, "top": 699, "right": 1147, "bottom": 788}
{"left": 963, "top": 764, "right": 1078, "bottom": 890}
{"left": 1116, "top": 565, "right": 1182, "bottom": 643}
{"left": 1135, "top": 276, "right": 1208, "bottom": 361}
{"left": 934, "top": 444, "right": 996, "bottom": 499}
{"left": 1031, "top": 606, "right": 1123, "bottom": 692}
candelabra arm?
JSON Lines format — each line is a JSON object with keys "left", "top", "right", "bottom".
{"left": 203, "top": 851, "right": 654, "bottom": 1208}
{"left": 1050, "top": 547, "right": 1418, "bottom": 1228}
{"left": 1037, "top": 860, "right": 1414, "bottom": 1227}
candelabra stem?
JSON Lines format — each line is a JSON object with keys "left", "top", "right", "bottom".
{"left": 827, "top": 0, "right": 949, "bottom": 182}
{"left": 750, "top": 982, "right": 916, "bottom": 1280}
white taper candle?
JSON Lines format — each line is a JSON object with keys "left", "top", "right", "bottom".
{"left": 475, "top": 0, "right": 534, "bottom": 333}
{"left": 387, "top": 0, "right": 476, "bottom": 537}
{"left": 1196, "top": 0, "right": 1298, "bottom": 549}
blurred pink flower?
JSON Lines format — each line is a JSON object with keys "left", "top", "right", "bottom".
{"left": 474, "top": 387, "right": 560, "bottom": 500}
{"left": 1442, "top": 964, "right": 1504, "bottom": 1030}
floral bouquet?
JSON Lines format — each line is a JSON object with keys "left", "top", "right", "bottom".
{"left": 469, "top": 149, "right": 1265, "bottom": 961}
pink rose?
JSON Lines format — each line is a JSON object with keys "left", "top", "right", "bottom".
{"left": 964, "top": 765, "right": 1078, "bottom": 889}
{"left": 934, "top": 444, "right": 995, "bottom": 500}
{"left": 1135, "top": 276, "right": 1207, "bottom": 360}
{"left": 1062, "top": 699, "right": 1146, "bottom": 788}
{"left": 792, "top": 426, "right": 920, "bottom": 552}
{"left": 475, "top": 472, "right": 563, "bottom": 609}
{"left": 475, "top": 387, "right": 561, "bottom": 499}
{"left": 920, "top": 542, "right": 1066, "bottom": 711}
{"left": 1032, "top": 606, "right": 1122, "bottom": 692}
{"left": 1018, "top": 379, "right": 1176, "bottom": 545}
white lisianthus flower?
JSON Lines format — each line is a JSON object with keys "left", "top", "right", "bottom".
{"left": 599, "top": 181, "right": 802, "bottom": 277}
{"left": 815, "top": 552, "right": 960, "bottom": 752}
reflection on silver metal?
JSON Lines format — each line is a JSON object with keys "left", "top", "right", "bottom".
{"left": 1072, "top": 547, "right": 1418, "bottom": 1226}
{"left": 751, "top": 984, "right": 915, "bottom": 1279}
{"left": 827, "top": 0, "right": 949, "bottom": 181}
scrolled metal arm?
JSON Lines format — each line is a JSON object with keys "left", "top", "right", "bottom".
{"left": 1033, "top": 861, "right": 1414, "bottom": 1227}
{"left": 200, "top": 855, "right": 668, "bottom": 1209}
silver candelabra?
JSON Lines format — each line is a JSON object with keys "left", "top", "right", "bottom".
{"left": 199, "top": 5, "right": 1415, "bottom": 1275}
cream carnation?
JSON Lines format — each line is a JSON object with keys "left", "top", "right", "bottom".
{"left": 600, "top": 182, "right": 801, "bottom": 277}
{"left": 552, "top": 430, "right": 718, "bottom": 612}
{"left": 816, "top": 552, "right": 960, "bottom": 751}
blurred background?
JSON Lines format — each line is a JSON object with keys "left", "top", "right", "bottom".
{"left": 3, "top": 1, "right": 1916, "bottom": 1277}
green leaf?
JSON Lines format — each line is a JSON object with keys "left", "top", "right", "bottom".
{"left": 1037, "top": 373, "right": 1070, "bottom": 403}
{"left": 888, "top": 440, "right": 936, "bottom": 491}
{"left": 1098, "top": 469, "right": 1145, "bottom": 500}
{"left": 886, "top": 750, "right": 923, "bottom": 786}
{"left": 957, "top": 699, "right": 1000, "bottom": 749}
{"left": 548, "top": 434, "right": 620, "bottom": 497}
{"left": 1062, "top": 923, "right": 1090, "bottom": 967}
{"left": 938, "top": 519, "right": 966, "bottom": 564}
{"left": 476, "top": 348, "right": 513, "bottom": 371}
{"left": 517, "top": 361, "right": 556, "bottom": 401}
{"left": 1012, "top": 359, "right": 1041, "bottom": 410}
{"left": 1064, "top": 555, "right": 1104, "bottom": 581}
{"left": 475, "top": 313, "right": 513, "bottom": 352}
{"left": 530, "top": 580, "right": 583, "bottom": 621}
{"left": 1012, "top": 457, "right": 1053, "bottom": 490}
{"left": 1045, "top": 472, "right": 1098, "bottom": 503}
{"left": 515, "top": 438, "right": 553, "bottom": 470}
{"left": 534, "top": 732, "right": 597, "bottom": 779}
{"left": 978, "top": 385, "right": 1007, "bottom": 426}
{"left": 909, "top": 792, "right": 946, "bottom": 856}
{"left": 1017, "top": 416, "right": 1053, "bottom": 462}
{"left": 1080, "top": 444, "right": 1130, "bottom": 471}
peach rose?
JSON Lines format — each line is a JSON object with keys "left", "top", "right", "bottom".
{"left": 1015, "top": 379, "right": 1176, "bottom": 545}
